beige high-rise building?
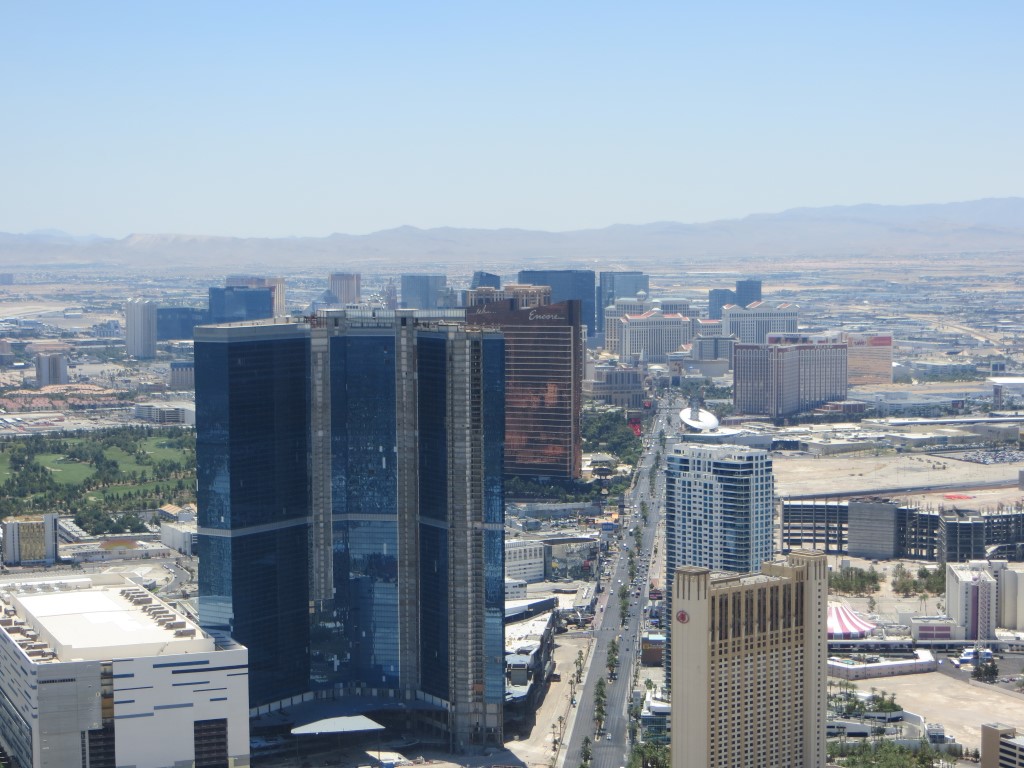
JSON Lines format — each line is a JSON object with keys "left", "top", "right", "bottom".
{"left": 328, "top": 272, "right": 361, "bottom": 305}
{"left": 981, "top": 723, "right": 1024, "bottom": 767}
{"left": 670, "top": 550, "right": 828, "bottom": 768}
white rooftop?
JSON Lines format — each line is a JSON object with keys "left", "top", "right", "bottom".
{"left": 2, "top": 574, "right": 212, "bottom": 661}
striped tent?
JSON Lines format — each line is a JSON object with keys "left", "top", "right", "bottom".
{"left": 827, "top": 603, "right": 875, "bottom": 639}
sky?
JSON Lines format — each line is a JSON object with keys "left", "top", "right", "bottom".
{"left": 1, "top": 2, "right": 1022, "bottom": 238}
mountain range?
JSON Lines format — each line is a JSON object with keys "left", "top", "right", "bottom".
{"left": 2, "top": 198, "right": 1023, "bottom": 274}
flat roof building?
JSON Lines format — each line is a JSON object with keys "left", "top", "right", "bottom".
{"left": 0, "top": 572, "right": 249, "bottom": 768}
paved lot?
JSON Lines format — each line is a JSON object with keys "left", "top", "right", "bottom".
{"left": 773, "top": 452, "right": 1024, "bottom": 499}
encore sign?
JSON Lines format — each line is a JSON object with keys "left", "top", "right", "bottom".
{"left": 676, "top": 610, "right": 689, "bottom": 624}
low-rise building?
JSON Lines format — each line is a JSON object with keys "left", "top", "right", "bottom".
{"left": 134, "top": 402, "right": 196, "bottom": 425}
{"left": 60, "top": 539, "right": 173, "bottom": 563}
{"left": 0, "top": 572, "right": 249, "bottom": 768}
{"left": 160, "top": 519, "right": 197, "bottom": 556}
{"left": 505, "top": 539, "right": 546, "bottom": 583}
{"left": 639, "top": 691, "right": 671, "bottom": 744}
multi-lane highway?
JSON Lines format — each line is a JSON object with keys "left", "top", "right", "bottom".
{"left": 562, "top": 402, "right": 671, "bottom": 768}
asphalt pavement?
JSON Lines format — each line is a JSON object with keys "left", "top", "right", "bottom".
{"left": 561, "top": 403, "right": 669, "bottom": 768}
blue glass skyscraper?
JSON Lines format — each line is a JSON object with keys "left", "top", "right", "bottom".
{"left": 208, "top": 286, "right": 274, "bottom": 324}
{"left": 196, "top": 311, "right": 505, "bottom": 746}
{"left": 517, "top": 269, "right": 596, "bottom": 333}
{"left": 195, "top": 321, "right": 312, "bottom": 707}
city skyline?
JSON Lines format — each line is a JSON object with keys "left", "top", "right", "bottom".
{"left": 1, "top": 3, "right": 1022, "bottom": 237}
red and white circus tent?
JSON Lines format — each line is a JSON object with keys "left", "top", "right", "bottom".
{"left": 827, "top": 603, "right": 876, "bottom": 639}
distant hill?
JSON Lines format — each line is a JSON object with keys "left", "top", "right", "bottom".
{"left": 2, "top": 197, "right": 1023, "bottom": 273}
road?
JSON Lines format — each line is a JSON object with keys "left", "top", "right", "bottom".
{"left": 562, "top": 401, "right": 670, "bottom": 768}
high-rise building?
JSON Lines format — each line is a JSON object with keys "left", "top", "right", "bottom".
{"left": 125, "top": 298, "right": 158, "bottom": 359}
{"left": 464, "top": 283, "right": 551, "bottom": 310}
{"left": 225, "top": 275, "right": 286, "bottom": 317}
{"left": 669, "top": 550, "right": 828, "bottom": 768}
{"left": 169, "top": 360, "right": 195, "bottom": 389}
{"left": 597, "top": 271, "right": 649, "bottom": 336}
{"left": 471, "top": 271, "right": 501, "bottom": 290}
{"left": 707, "top": 288, "right": 736, "bottom": 320}
{"left": 0, "top": 572, "right": 249, "bottom": 768}
{"left": 843, "top": 332, "right": 893, "bottom": 385}
{"left": 734, "top": 335, "right": 847, "bottom": 418}
{"left": 604, "top": 294, "right": 690, "bottom": 357}
{"left": 328, "top": 272, "right": 361, "bottom": 305}
{"left": 664, "top": 444, "right": 775, "bottom": 687}
{"left": 34, "top": 352, "right": 68, "bottom": 387}
{"left": 208, "top": 286, "right": 275, "bottom": 324}
{"left": 722, "top": 301, "right": 798, "bottom": 344}
{"left": 518, "top": 269, "right": 596, "bottom": 334}
{"left": 615, "top": 308, "right": 692, "bottom": 364}
{"left": 196, "top": 320, "right": 312, "bottom": 707}
{"left": 665, "top": 444, "right": 775, "bottom": 575}
{"left": 734, "top": 278, "right": 762, "bottom": 308}
{"left": 196, "top": 310, "right": 505, "bottom": 746}
{"left": 400, "top": 274, "right": 447, "bottom": 309}
{"left": 946, "top": 560, "right": 1001, "bottom": 641}
{"left": 467, "top": 300, "right": 582, "bottom": 479}
{"left": 156, "top": 306, "right": 207, "bottom": 340}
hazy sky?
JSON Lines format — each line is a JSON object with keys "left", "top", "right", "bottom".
{"left": 1, "top": 2, "right": 1021, "bottom": 237}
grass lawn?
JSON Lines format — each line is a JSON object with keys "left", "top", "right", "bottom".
{"left": 35, "top": 453, "right": 95, "bottom": 484}
{"left": 0, "top": 451, "right": 11, "bottom": 484}
{"left": 139, "top": 436, "right": 190, "bottom": 464}
{"left": 105, "top": 446, "right": 149, "bottom": 477}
